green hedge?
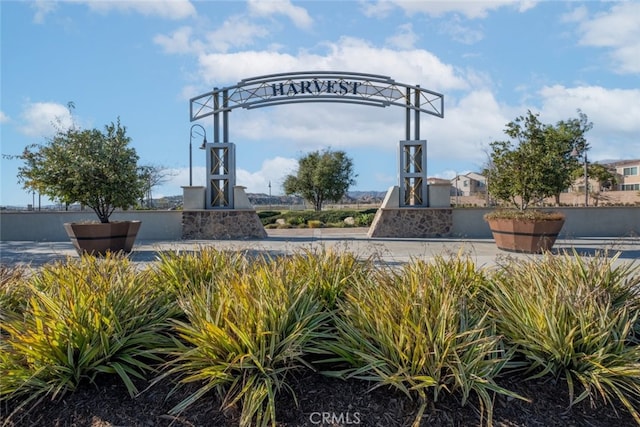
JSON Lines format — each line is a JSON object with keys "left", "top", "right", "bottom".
{"left": 257, "top": 208, "right": 378, "bottom": 227}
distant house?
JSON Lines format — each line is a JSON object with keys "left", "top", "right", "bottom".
{"left": 606, "top": 159, "right": 640, "bottom": 191}
{"left": 450, "top": 172, "right": 486, "bottom": 196}
{"left": 570, "top": 159, "right": 640, "bottom": 194}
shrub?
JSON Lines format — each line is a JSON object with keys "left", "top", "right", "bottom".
{"left": 0, "top": 265, "right": 30, "bottom": 322}
{"left": 258, "top": 211, "right": 281, "bottom": 226}
{"left": 286, "top": 216, "right": 306, "bottom": 226}
{"left": 148, "top": 247, "right": 248, "bottom": 302}
{"left": 323, "top": 256, "right": 521, "bottom": 425}
{"left": 0, "top": 255, "right": 178, "bottom": 409}
{"left": 354, "top": 213, "right": 375, "bottom": 227}
{"left": 482, "top": 251, "right": 640, "bottom": 423}
{"left": 307, "top": 220, "right": 323, "bottom": 228}
{"left": 283, "top": 248, "right": 372, "bottom": 310}
{"left": 160, "top": 256, "right": 332, "bottom": 427}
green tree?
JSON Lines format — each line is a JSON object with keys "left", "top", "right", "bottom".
{"left": 17, "top": 118, "right": 144, "bottom": 223}
{"left": 546, "top": 111, "right": 593, "bottom": 204}
{"left": 138, "top": 164, "right": 175, "bottom": 208}
{"left": 572, "top": 163, "right": 617, "bottom": 192}
{"left": 485, "top": 110, "right": 592, "bottom": 211}
{"left": 283, "top": 149, "right": 356, "bottom": 211}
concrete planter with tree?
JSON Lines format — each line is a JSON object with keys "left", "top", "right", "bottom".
{"left": 484, "top": 110, "right": 592, "bottom": 253}
{"left": 17, "top": 113, "right": 145, "bottom": 255}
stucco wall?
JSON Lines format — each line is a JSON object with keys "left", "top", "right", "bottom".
{"left": 451, "top": 207, "right": 640, "bottom": 238}
{"left": 0, "top": 211, "right": 182, "bottom": 241}
{"left": 1, "top": 207, "right": 638, "bottom": 241}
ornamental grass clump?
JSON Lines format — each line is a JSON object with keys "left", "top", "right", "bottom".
{"left": 162, "top": 256, "right": 332, "bottom": 427}
{"left": 0, "top": 264, "right": 30, "bottom": 323}
{"left": 0, "top": 254, "right": 178, "bottom": 410}
{"left": 483, "top": 251, "right": 640, "bottom": 423}
{"left": 148, "top": 247, "right": 249, "bottom": 304}
{"left": 283, "top": 248, "right": 372, "bottom": 310}
{"left": 323, "top": 255, "right": 521, "bottom": 426}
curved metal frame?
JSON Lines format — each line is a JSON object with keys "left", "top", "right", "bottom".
{"left": 189, "top": 71, "right": 444, "bottom": 209}
{"left": 190, "top": 71, "right": 444, "bottom": 122}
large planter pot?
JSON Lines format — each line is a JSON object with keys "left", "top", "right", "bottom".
{"left": 486, "top": 216, "right": 565, "bottom": 254}
{"left": 64, "top": 221, "right": 141, "bottom": 256}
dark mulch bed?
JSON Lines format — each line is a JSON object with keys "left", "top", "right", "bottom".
{"left": 1, "top": 371, "right": 636, "bottom": 427}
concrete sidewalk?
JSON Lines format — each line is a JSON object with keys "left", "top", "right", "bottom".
{"left": 1, "top": 228, "right": 639, "bottom": 268}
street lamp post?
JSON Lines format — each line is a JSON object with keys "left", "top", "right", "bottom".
{"left": 583, "top": 151, "right": 588, "bottom": 207}
{"left": 571, "top": 148, "right": 589, "bottom": 207}
{"left": 189, "top": 124, "right": 208, "bottom": 186}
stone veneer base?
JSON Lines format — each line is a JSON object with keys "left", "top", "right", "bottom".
{"left": 182, "top": 210, "right": 267, "bottom": 239}
{"left": 367, "top": 208, "right": 453, "bottom": 238}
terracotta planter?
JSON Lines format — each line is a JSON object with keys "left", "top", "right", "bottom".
{"left": 64, "top": 221, "right": 141, "bottom": 256}
{"left": 486, "top": 217, "right": 565, "bottom": 254}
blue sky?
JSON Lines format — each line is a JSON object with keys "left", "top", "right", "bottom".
{"left": 2, "top": 0, "right": 639, "bottom": 207}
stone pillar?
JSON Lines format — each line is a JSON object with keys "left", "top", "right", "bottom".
{"left": 233, "top": 186, "right": 253, "bottom": 209}
{"left": 367, "top": 186, "right": 452, "bottom": 238}
{"left": 182, "top": 210, "right": 267, "bottom": 239}
{"left": 428, "top": 182, "right": 452, "bottom": 208}
{"left": 182, "top": 186, "right": 205, "bottom": 210}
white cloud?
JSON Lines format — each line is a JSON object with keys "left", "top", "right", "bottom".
{"left": 247, "top": 0, "right": 313, "bottom": 30}
{"left": 424, "top": 89, "right": 510, "bottom": 167}
{"left": 18, "top": 102, "right": 74, "bottom": 137}
{"left": 0, "top": 111, "right": 9, "bottom": 124}
{"left": 364, "top": 0, "right": 537, "bottom": 19}
{"left": 439, "top": 17, "right": 484, "bottom": 45}
{"left": 560, "top": 5, "right": 588, "bottom": 24}
{"left": 385, "top": 23, "right": 418, "bottom": 49}
{"left": 237, "top": 156, "right": 298, "bottom": 194}
{"left": 153, "top": 26, "right": 204, "bottom": 55}
{"left": 83, "top": 0, "right": 196, "bottom": 20}
{"left": 538, "top": 85, "right": 640, "bottom": 159}
{"left": 31, "top": 0, "right": 57, "bottom": 23}
{"left": 196, "top": 36, "right": 468, "bottom": 92}
{"left": 204, "top": 15, "right": 269, "bottom": 53}
{"left": 574, "top": 2, "right": 640, "bottom": 74}
{"left": 160, "top": 157, "right": 298, "bottom": 196}
{"left": 31, "top": 0, "right": 196, "bottom": 22}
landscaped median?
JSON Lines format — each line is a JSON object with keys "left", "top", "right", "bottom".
{"left": 1, "top": 249, "right": 639, "bottom": 426}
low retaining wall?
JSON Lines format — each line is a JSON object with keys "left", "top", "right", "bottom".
{"left": 1, "top": 207, "right": 638, "bottom": 241}
{"left": 182, "top": 210, "right": 267, "bottom": 239}
{"left": 368, "top": 208, "right": 453, "bottom": 238}
{"left": 0, "top": 211, "right": 182, "bottom": 241}
{"left": 451, "top": 207, "right": 640, "bottom": 239}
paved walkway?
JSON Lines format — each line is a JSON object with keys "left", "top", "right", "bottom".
{"left": 1, "top": 228, "right": 639, "bottom": 269}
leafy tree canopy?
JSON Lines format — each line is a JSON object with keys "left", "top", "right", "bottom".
{"left": 17, "top": 117, "right": 145, "bottom": 223}
{"left": 485, "top": 110, "right": 592, "bottom": 210}
{"left": 283, "top": 149, "right": 357, "bottom": 211}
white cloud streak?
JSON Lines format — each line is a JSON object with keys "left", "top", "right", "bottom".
{"left": 574, "top": 2, "right": 640, "bottom": 74}
{"left": 247, "top": 0, "right": 313, "bottom": 30}
{"left": 83, "top": 0, "right": 196, "bottom": 20}
{"left": 362, "top": 0, "right": 537, "bottom": 19}
{"left": 31, "top": 0, "right": 196, "bottom": 22}
{"left": 18, "top": 102, "right": 73, "bottom": 138}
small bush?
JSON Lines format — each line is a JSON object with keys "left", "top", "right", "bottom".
{"left": 0, "top": 265, "right": 30, "bottom": 322}
{"left": 483, "top": 251, "right": 640, "bottom": 423}
{"left": 354, "top": 213, "right": 375, "bottom": 227}
{"left": 287, "top": 216, "right": 306, "bottom": 226}
{"left": 323, "top": 256, "right": 521, "bottom": 425}
{"left": 161, "top": 257, "right": 332, "bottom": 427}
{"left": 0, "top": 255, "right": 178, "bottom": 408}
{"left": 307, "top": 220, "right": 323, "bottom": 228}
{"left": 258, "top": 211, "right": 281, "bottom": 226}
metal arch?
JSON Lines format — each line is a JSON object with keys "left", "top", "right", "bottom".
{"left": 190, "top": 71, "right": 444, "bottom": 121}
